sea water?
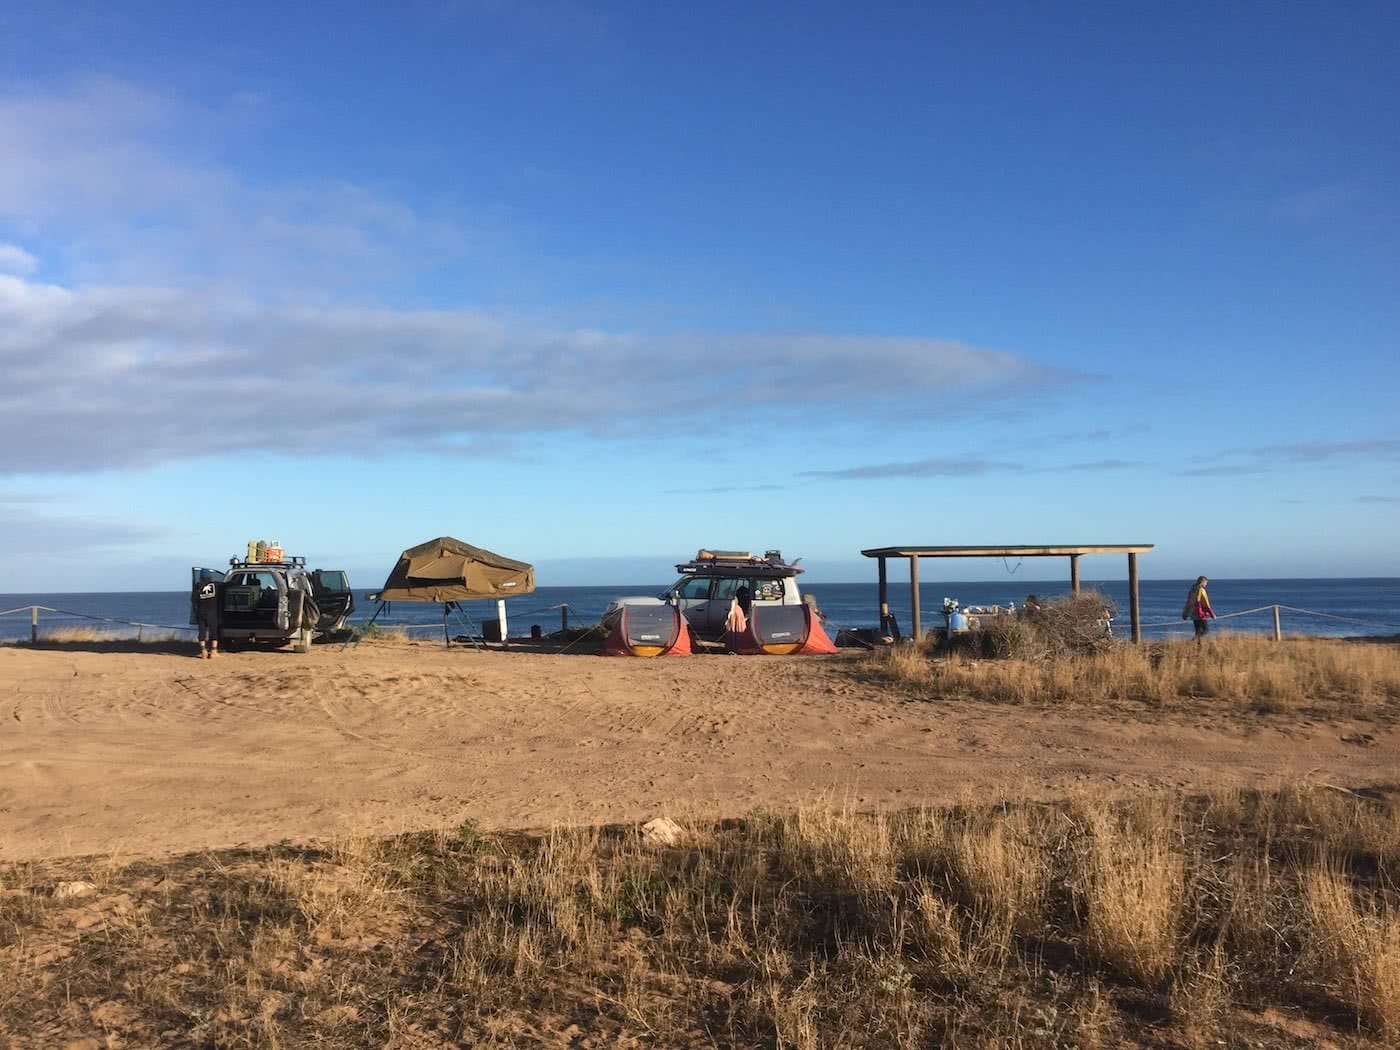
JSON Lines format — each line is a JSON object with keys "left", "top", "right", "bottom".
{"left": 2, "top": 579, "right": 1398, "bottom": 642}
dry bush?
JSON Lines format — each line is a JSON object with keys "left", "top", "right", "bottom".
{"left": 979, "top": 592, "right": 1119, "bottom": 660}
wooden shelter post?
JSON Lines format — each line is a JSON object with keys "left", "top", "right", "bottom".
{"left": 909, "top": 556, "right": 921, "bottom": 640}
{"left": 1128, "top": 552, "right": 1141, "bottom": 644}
{"left": 877, "top": 556, "right": 889, "bottom": 634}
{"left": 1070, "top": 554, "right": 1081, "bottom": 594}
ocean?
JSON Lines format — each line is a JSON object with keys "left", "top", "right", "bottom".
{"left": 2, "top": 579, "right": 1398, "bottom": 643}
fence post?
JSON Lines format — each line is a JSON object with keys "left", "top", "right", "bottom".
{"left": 561, "top": 604, "right": 569, "bottom": 634}
{"left": 1272, "top": 605, "right": 1281, "bottom": 642}
{"left": 31, "top": 606, "right": 38, "bottom": 645}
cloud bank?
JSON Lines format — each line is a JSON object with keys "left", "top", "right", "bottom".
{"left": 1178, "top": 440, "right": 1400, "bottom": 478}
{"left": 799, "top": 455, "right": 1146, "bottom": 482}
{"left": 0, "top": 78, "right": 1073, "bottom": 475}
{"left": 0, "top": 270, "right": 1063, "bottom": 473}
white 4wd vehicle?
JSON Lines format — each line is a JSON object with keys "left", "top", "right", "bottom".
{"left": 604, "top": 549, "right": 805, "bottom": 640}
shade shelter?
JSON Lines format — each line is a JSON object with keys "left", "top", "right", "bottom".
{"left": 373, "top": 536, "right": 535, "bottom": 644}
{"left": 860, "top": 544, "right": 1154, "bottom": 643}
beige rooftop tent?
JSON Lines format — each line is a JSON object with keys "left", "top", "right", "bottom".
{"left": 375, "top": 536, "right": 535, "bottom": 603}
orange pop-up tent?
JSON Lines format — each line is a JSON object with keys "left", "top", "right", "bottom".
{"left": 726, "top": 603, "right": 837, "bottom": 655}
{"left": 604, "top": 604, "right": 692, "bottom": 657}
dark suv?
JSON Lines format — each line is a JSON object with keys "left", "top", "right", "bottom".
{"left": 190, "top": 558, "right": 355, "bottom": 652}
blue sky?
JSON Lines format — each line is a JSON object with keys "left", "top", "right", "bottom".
{"left": 1, "top": 1, "right": 1397, "bottom": 590}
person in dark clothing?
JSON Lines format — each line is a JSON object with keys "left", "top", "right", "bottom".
{"left": 1183, "top": 576, "right": 1215, "bottom": 641}
{"left": 735, "top": 584, "right": 753, "bottom": 618}
{"left": 194, "top": 570, "right": 220, "bottom": 659}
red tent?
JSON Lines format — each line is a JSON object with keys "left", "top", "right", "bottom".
{"left": 604, "top": 604, "right": 693, "bottom": 657}
{"left": 727, "top": 604, "right": 837, "bottom": 655}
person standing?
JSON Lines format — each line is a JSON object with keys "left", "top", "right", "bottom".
{"left": 194, "top": 570, "right": 220, "bottom": 659}
{"left": 1183, "top": 575, "right": 1215, "bottom": 641}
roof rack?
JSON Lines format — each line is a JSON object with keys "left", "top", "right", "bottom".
{"left": 676, "top": 548, "right": 802, "bottom": 576}
{"left": 228, "top": 555, "right": 307, "bottom": 568}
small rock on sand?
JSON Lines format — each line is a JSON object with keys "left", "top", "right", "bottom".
{"left": 35, "top": 880, "right": 99, "bottom": 899}
{"left": 641, "top": 817, "right": 685, "bottom": 847}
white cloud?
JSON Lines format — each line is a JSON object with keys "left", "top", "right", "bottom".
{"left": 0, "top": 505, "right": 165, "bottom": 556}
{"left": 0, "top": 243, "right": 36, "bottom": 274}
{"left": 0, "top": 270, "right": 1062, "bottom": 473}
{"left": 0, "top": 77, "right": 483, "bottom": 292}
{"left": 0, "top": 78, "right": 1072, "bottom": 474}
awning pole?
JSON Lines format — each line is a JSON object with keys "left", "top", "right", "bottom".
{"left": 497, "top": 598, "right": 509, "bottom": 648}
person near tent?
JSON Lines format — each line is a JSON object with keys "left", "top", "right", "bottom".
{"left": 194, "top": 569, "right": 220, "bottom": 659}
{"left": 1183, "top": 576, "right": 1215, "bottom": 640}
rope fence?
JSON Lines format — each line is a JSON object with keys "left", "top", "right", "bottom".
{"left": 4, "top": 600, "right": 1398, "bottom": 647}
{"left": 0, "top": 604, "right": 199, "bottom": 643}
{"left": 1136, "top": 604, "right": 1400, "bottom": 636}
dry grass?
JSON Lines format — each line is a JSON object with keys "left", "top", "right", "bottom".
{"left": 1305, "top": 864, "right": 1400, "bottom": 1038}
{"left": 7, "top": 626, "right": 189, "bottom": 647}
{"left": 869, "top": 633, "right": 1400, "bottom": 716}
{"left": 1075, "top": 795, "right": 1183, "bottom": 986}
{"left": 3, "top": 785, "right": 1399, "bottom": 1046}
{"left": 354, "top": 623, "right": 409, "bottom": 641}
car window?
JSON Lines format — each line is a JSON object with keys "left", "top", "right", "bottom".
{"left": 231, "top": 571, "right": 279, "bottom": 589}
{"left": 676, "top": 577, "right": 712, "bottom": 601}
{"left": 314, "top": 571, "right": 349, "bottom": 594}
{"left": 754, "top": 578, "right": 785, "bottom": 601}
{"left": 712, "top": 577, "right": 755, "bottom": 601}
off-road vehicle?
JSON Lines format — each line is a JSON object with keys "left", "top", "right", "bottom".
{"left": 603, "top": 549, "right": 806, "bottom": 641}
{"left": 189, "top": 557, "right": 355, "bottom": 652}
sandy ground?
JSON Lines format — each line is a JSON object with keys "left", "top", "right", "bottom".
{"left": 1, "top": 641, "right": 1397, "bottom": 861}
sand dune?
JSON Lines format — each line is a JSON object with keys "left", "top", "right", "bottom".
{"left": 1, "top": 642, "right": 1396, "bottom": 860}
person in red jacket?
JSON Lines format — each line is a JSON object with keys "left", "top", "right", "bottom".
{"left": 1183, "top": 576, "right": 1216, "bottom": 641}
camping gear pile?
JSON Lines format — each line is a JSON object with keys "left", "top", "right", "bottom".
{"left": 244, "top": 539, "right": 284, "bottom": 564}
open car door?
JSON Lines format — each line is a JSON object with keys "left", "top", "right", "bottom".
{"left": 311, "top": 569, "right": 355, "bottom": 631}
{"left": 189, "top": 567, "right": 226, "bottom": 624}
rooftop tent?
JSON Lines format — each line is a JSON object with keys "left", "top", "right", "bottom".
{"left": 376, "top": 536, "right": 535, "bottom": 603}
